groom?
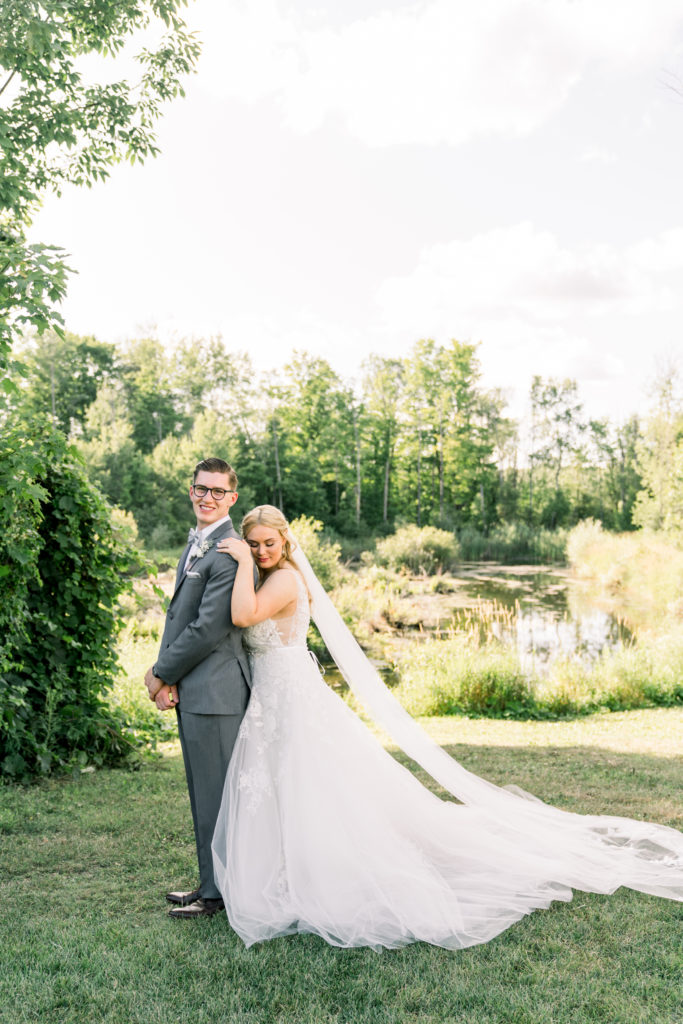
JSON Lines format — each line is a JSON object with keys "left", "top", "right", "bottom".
{"left": 144, "top": 457, "right": 251, "bottom": 918}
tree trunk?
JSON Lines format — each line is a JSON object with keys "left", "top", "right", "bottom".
{"left": 333, "top": 446, "right": 340, "bottom": 516}
{"left": 272, "top": 416, "right": 283, "bottom": 508}
{"left": 417, "top": 439, "right": 422, "bottom": 527}
{"left": 438, "top": 415, "right": 444, "bottom": 521}
{"left": 353, "top": 411, "right": 361, "bottom": 525}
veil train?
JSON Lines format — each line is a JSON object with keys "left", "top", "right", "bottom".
{"left": 289, "top": 540, "right": 683, "bottom": 903}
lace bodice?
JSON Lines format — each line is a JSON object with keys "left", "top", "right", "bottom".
{"left": 243, "top": 569, "right": 310, "bottom": 654}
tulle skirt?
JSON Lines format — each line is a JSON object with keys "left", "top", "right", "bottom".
{"left": 212, "top": 646, "right": 680, "bottom": 951}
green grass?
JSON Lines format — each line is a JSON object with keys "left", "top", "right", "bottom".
{"left": 1, "top": 710, "right": 682, "bottom": 1024}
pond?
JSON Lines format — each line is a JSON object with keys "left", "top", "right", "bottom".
{"left": 448, "top": 564, "right": 632, "bottom": 673}
{"left": 322, "top": 563, "right": 635, "bottom": 689}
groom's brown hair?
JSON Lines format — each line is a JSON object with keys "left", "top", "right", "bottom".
{"left": 193, "top": 458, "right": 238, "bottom": 490}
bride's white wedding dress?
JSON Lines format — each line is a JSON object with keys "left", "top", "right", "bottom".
{"left": 213, "top": 566, "right": 683, "bottom": 951}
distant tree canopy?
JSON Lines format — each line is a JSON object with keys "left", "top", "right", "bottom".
{"left": 4, "top": 331, "right": 667, "bottom": 545}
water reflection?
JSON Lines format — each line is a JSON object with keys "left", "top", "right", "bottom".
{"left": 455, "top": 565, "right": 631, "bottom": 674}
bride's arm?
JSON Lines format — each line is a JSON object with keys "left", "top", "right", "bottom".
{"left": 218, "top": 538, "right": 297, "bottom": 626}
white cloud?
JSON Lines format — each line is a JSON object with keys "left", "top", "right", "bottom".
{"left": 194, "top": 0, "right": 683, "bottom": 145}
{"left": 579, "top": 147, "right": 617, "bottom": 163}
{"left": 372, "top": 223, "right": 683, "bottom": 412}
{"left": 376, "top": 223, "right": 683, "bottom": 334}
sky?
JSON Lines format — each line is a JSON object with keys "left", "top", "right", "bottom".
{"left": 29, "top": 0, "right": 683, "bottom": 426}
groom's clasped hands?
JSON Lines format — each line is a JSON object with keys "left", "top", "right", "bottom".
{"left": 144, "top": 668, "right": 179, "bottom": 710}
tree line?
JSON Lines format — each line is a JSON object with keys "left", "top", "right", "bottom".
{"left": 4, "top": 330, "right": 681, "bottom": 546}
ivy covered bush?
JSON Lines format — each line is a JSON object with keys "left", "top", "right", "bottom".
{"left": 0, "top": 423, "right": 135, "bottom": 780}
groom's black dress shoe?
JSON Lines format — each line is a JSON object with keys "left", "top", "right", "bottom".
{"left": 166, "top": 888, "right": 201, "bottom": 906}
{"left": 168, "top": 897, "right": 225, "bottom": 919}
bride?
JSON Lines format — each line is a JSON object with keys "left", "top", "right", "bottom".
{"left": 212, "top": 505, "right": 683, "bottom": 951}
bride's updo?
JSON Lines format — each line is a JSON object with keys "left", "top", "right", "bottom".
{"left": 240, "top": 504, "right": 296, "bottom": 565}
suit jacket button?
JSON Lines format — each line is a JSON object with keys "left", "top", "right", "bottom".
{"left": 169, "top": 612, "right": 174, "bottom": 620}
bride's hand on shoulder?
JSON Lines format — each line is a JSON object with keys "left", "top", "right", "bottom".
{"left": 217, "top": 537, "right": 253, "bottom": 563}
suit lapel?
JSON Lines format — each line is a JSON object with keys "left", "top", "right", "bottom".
{"left": 174, "top": 544, "right": 192, "bottom": 594}
{"left": 172, "top": 519, "right": 235, "bottom": 597}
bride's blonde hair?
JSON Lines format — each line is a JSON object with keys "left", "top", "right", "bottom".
{"left": 241, "top": 505, "right": 296, "bottom": 576}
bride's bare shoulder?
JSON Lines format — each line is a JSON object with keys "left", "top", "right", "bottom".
{"left": 260, "top": 566, "right": 300, "bottom": 594}
{"left": 272, "top": 565, "right": 310, "bottom": 601}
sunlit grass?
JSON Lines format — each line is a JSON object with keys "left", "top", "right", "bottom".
{"left": 1, "top": 710, "right": 681, "bottom": 1024}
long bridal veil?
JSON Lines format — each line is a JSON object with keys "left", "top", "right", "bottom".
{"left": 288, "top": 539, "right": 683, "bottom": 903}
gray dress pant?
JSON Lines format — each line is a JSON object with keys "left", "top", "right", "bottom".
{"left": 176, "top": 709, "right": 243, "bottom": 899}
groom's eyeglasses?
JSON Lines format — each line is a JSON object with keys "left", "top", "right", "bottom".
{"left": 191, "top": 485, "right": 236, "bottom": 501}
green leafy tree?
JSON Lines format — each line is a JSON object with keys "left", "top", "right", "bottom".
{"left": 528, "top": 377, "right": 586, "bottom": 526}
{"left": 361, "top": 356, "right": 404, "bottom": 528}
{"left": 118, "top": 337, "right": 187, "bottom": 452}
{"left": 401, "top": 341, "right": 436, "bottom": 526}
{"left": 78, "top": 380, "right": 156, "bottom": 522}
{"left": 170, "top": 336, "right": 254, "bottom": 423}
{"left": 11, "top": 330, "right": 115, "bottom": 432}
{"left": 633, "top": 368, "right": 683, "bottom": 533}
{"left": 566, "top": 418, "right": 642, "bottom": 530}
{"left": 613, "top": 415, "right": 643, "bottom": 529}
{"left": 438, "top": 340, "right": 499, "bottom": 528}
{"left": 0, "top": 0, "right": 200, "bottom": 370}
{"left": 275, "top": 353, "right": 357, "bottom": 525}
{"left": 398, "top": 340, "right": 500, "bottom": 529}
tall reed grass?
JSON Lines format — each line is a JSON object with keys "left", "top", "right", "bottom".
{"left": 392, "top": 599, "right": 683, "bottom": 719}
{"left": 457, "top": 522, "right": 568, "bottom": 563}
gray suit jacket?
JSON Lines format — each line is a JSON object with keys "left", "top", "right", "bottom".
{"left": 154, "top": 517, "right": 251, "bottom": 715}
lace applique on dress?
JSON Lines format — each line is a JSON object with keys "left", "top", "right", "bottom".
{"left": 236, "top": 570, "right": 312, "bottom": 815}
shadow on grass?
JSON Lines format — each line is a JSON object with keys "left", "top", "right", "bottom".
{"left": 387, "top": 741, "right": 683, "bottom": 831}
{"left": 0, "top": 735, "right": 681, "bottom": 1024}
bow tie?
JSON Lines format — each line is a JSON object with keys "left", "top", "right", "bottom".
{"left": 187, "top": 528, "right": 201, "bottom": 545}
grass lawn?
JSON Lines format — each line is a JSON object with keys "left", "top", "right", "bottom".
{"left": 1, "top": 710, "right": 682, "bottom": 1024}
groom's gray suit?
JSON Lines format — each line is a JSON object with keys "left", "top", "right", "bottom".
{"left": 154, "top": 516, "right": 251, "bottom": 900}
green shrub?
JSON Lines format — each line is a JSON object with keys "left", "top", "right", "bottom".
{"left": 371, "top": 524, "right": 461, "bottom": 574}
{"left": 288, "top": 515, "right": 343, "bottom": 591}
{"left": 0, "top": 424, "right": 137, "bottom": 780}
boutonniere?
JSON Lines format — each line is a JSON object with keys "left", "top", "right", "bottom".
{"left": 194, "top": 539, "right": 213, "bottom": 559}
